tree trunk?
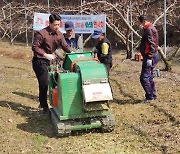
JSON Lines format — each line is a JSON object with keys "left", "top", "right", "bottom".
{"left": 126, "top": 43, "right": 131, "bottom": 59}
{"left": 126, "top": 25, "right": 132, "bottom": 59}
{"left": 158, "top": 46, "right": 172, "bottom": 71}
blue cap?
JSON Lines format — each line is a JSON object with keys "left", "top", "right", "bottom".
{"left": 65, "top": 21, "right": 74, "bottom": 30}
{"left": 92, "top": 29, "right": 103, "bottom": 39}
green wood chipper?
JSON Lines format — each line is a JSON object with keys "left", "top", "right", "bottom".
{"left": 48, "top": 51, "right": 115, "bottom": 136}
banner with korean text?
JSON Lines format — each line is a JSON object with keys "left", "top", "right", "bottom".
{"left": 33, "top": 13, "right": 106, "bottom": 33}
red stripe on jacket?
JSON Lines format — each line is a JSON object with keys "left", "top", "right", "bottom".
{"left": 145, "top": 42, "right": 150, "bottom": 55}
{"left": 144, "top": 23, "right": 153, "bottom": 56}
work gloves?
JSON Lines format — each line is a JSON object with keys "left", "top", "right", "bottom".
{"left": 44, "top": 54, "right": 55, "bottom": 61}
{"left": 147, "top": 59, "right": 152, "bottom": 67}
{"left": 55, "top": 50, "right": 64, "bottom": 60}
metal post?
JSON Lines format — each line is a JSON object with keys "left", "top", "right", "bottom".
{"left": 32, "top": 31, "right": 34, "bottom": 44}
{"left": 81, "top": 0, "right": 83, "bottom": 51}
{"left": 164, "top": 0, "right": 167, "bottom": 57}
{"left": 10, "top": 3, "right": 13, "bottom": 45}
{"left": 130, "top": 0, "right": 134, "bottom": 56}
{"left": 24, "top": 0, "right": 28, "bottom": 46}
{"left": 47, "top": 0, "right": 50, "bottom": 13}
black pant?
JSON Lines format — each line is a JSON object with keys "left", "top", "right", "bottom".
{"left": 104, "top": 61, "right": 112, "bottom": 75}
{"left": 32, "top": 57, "right": 50, "bottom": 109}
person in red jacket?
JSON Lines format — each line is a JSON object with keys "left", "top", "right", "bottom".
{"left": 139, "top": 15, "right": 159, "bottom": 103}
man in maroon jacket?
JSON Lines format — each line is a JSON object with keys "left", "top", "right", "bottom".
{"left": 32, "top": 14, "right": 72, "bottom": 114}
{"left": 139, "top": 15, "right": 159, "bottom": 103}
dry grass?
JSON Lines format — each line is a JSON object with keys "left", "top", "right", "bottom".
{"left": 0, "top": 41, "right": 179, "bottom": 154}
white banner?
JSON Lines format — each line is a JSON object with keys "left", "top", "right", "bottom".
{"left": 83, "top": 83, "right": 113, "bottom": 102}
{"left": 33, "top": 12, "right": 106, "bottom": 34}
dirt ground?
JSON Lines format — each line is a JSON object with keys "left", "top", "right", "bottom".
{"left": 0, "top": 41, "right": 179, "bottom": 154}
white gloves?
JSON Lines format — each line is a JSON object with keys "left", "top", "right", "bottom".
{"left": 147, "top": 59, "right": 152, "bottom": 67}
{"left": 54, "top": 50, "right": 64, "bottom": 59}
{"left": 44, "top": 54, "right": 55, "bottom": 61}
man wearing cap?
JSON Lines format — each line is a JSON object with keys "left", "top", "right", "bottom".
{"left": 92, "top": 29, "right": 112, "bottom": 75}
{"left": 139, "top": 15, "right": 159, "bottom": 103}
{"left": 64, "top": 21, "right": 83, "bottom": 51}
{"left": 32, "top": 14, "right": 72, "bottom": 114}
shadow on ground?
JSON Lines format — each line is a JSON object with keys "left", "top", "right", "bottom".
{"left": 0, "top": 92, "right": 103, "bottom": 138}
{"left": 150, "top": 103, "right": 180, "bottom": 126}
{"left": 110, "top": 78, "right": 142, "bottom": 105}
{"left": 113, "top": 98, "right": 142, "bottom": 105}
{"left": 124, "top": 122, "right": 168, "bottom": 154}
{"left": 0, "top": 100, "right": 55, "bottom": 138}
{"left": 12, "top": 91, "right": 38, "bottom": 101}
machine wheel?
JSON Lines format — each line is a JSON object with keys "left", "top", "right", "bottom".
{"left": 56, "top": 121, "right": 71, "bottom": 137}
{"left": 50, "top": 109, "right": 71, "bottom": 137}
{"left": 100, "top": 114, "right": 115, "bottom": 132}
